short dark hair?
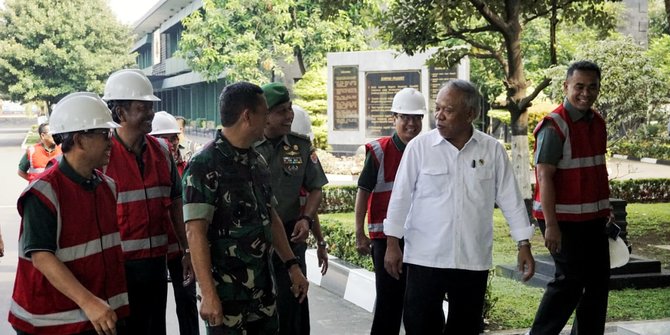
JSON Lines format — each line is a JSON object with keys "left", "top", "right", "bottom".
{"left": 53, "top": 133, "right": 75, "bottom": 153}
{"left": 566, "top": 60, "right": 601, "bottom": 81}
{"left": 219, "top": 82, "right": 264, "bottom": 127}
{"left": 106, "top": 100, "right": 133, "bottom": 123}
{"left": 38, "top": 123, "right": 49, "bottom": 135}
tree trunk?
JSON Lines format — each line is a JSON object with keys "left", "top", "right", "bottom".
{"left": 503, "top": 5, "right": 532, "bottom": 200}
{"left": 665, "top": 0, "right": 670, "bottom": 33}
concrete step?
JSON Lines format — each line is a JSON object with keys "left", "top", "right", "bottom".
{"left": 497, "top": 254, "right": 670, "bottom": 290}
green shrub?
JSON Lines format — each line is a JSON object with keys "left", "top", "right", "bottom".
{"left": 314, "top": 216, "right": 373, "bottom": 271}
{"left": 610, "top": 179, "right": 670, "bottom": 203}
{"left": 609, "top": 138, "right": 670, "bottom": 160}
{"left": 320, "top": 185, "right": 357, "bottom": 213}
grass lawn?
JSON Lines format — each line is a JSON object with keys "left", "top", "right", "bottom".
{"left": 321, "top": 202, "right": 670, "bottom": 331}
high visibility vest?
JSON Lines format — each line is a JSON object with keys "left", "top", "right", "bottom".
{"left": 104, "top": 135, "right": 173, "bottom": 260}
{"left": 26, "top": 143, "right": 62, "bottom": 181}
{"left": 532, "top": 104, "right": 610, "bottom": 221}
{"left": 366, "top": 136, "right": 403, "bottom": 239}
{"left": 9, "top": 165, "right": 129, "bottom": 334}
{"left": 153, "top": 136, "right": 182, "bottom": 260}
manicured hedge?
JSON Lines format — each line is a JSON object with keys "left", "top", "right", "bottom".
{"left": 610, "top": 178, "right": 670, "bottom": 203}
{"left": 319, "top": 179, "right": 670, "bottom": 214}
{"left": 609, "top": 139, "right": 670, "bottom": 160}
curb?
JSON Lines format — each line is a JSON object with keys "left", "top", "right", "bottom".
{"left": 304, "top": 249, "right": 449, "bottom": 315}
{"left": 613, "top": 154, "right": 670, "bottom": 166}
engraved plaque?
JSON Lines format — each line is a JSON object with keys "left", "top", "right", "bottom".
{"left": 333, "top": 66, "right": 359, "bottom": 130}
{"left": 428, "top": 66, "right": 458, "bottom": 128}
{"left": 365, "top": 71, "right": 421, "bottom": 137}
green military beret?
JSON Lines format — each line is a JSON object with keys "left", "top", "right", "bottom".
{"left": 262, "top": 82, "right": 290, "bottom": 110}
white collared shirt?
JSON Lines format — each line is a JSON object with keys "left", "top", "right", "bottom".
{"left": 383, "top": 128, "right": 534, "bottom": 270}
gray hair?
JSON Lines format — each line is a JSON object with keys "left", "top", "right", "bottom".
{"left": 441, "top": 79, "right": 482, "bottom": 119}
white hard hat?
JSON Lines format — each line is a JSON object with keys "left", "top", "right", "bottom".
{"left": 102, "top": 69, "right": 160, "bottom": 102}
{"left": 50, "top": 92, "right": 121, "bottom": 134}
{"left": 150, "top": 111, "right": 180, "bottom": 135}
{"left": 391, "top": 88, "right": 426, "bottom": 115}
{"left": 291, "top": 105, "right": 313, "bottom": 140}
{"left": 609, "top": 237, "right": 630, "bottom": 269}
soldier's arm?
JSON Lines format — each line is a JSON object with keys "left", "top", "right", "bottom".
{"left": 186, "top": 218, "right": 224, "bottom": 325}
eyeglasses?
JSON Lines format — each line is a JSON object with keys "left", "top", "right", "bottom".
{"left": 396, "top": 114, "right": 424, "bottom": 122}
{"left": 82, "top": 128, "right": 113, "bottom": 140}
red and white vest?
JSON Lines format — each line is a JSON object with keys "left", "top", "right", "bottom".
{"left": 153, "top": 137, "right": 183, "bottom": 261}
{"left": 104, "top": 135, "right": 173, "bottom": 260}
{"left": 26, "top": 143, "right": 62, "bottom": 181}
{"left": 9, "top": 164, "right": 129, "bottom": 334}
{"left": 532, "top": 104, "right": 610, "bottom": 221}
{"left": 366, "top": 136, "right": 404, "bottom": 239}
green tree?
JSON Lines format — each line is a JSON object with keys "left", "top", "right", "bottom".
{"left": 380, "top": 0, "right": 619, "bottom": 199}
{"left": 544, "top": 36, "right": 670, "bottom": 139}
{"left": 177, "top": 0, "right": 378, "bottom": 83}
{"left": 0, "top": 0, "right": 135, "bottom": 109}
{"left": 294, "top": 67, "right": 328, "bottom": 149}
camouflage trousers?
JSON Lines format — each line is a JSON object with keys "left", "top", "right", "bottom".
{"left": 206, "top": 298, "right": 279, "bottom": 335}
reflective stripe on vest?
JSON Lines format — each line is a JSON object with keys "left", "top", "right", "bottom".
{"left": 121, "top": 234, "right": 168, "bottom": 252}
{"left": 55, "top": 232, "right": 121, "bottom": 262}
{"left": 533, "top": 198, "right": 610, "bottom": 215}
{"left": 370, "top": 140, "right": 394, "bottom": 193}
{"left": 168, "top": 242, "right": 180, "bottom": 254}
{"left": 545, "top": 112, "right": 608, "bottom": 169}
{"left": 9, "top": 293, "right": 128, "bottom": 328}
{"left": 117, "top": 186, "right": 171, "bottom": 204}
{"left": 368, "top": 223, "right": 384, "bottom": 233}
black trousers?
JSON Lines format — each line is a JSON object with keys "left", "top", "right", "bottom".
{"left": 530, "top": 219, "right": 610, "bottom": 335}
{"left": 272, "top": 242, "right": 309, "bottom": 335}
{"left": 370, "top": 238, "right": 406, "bottom": 335}
{"left": 125, "top": 256, "right": 168, "bottom": 335}
{"left": 403, "top": 264, "right": 488, "bottom": 335}
{"left": 167, "top": 256, "right": 200, "bottom": 335}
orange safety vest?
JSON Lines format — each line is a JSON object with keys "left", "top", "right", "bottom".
{"left": 366, "top": 136, "right": 404, "bottom": 239}
{"left": 532, "top": 104, "right": 610, "bottom": 221}
{"left": 104, "top": 135, "right": 173, "bottom": 260}
{"left": 9, "top": 164, "right": 129, "bottom": 334}
{"left": 26, "top": 143, "right": 62, "bottom": 181}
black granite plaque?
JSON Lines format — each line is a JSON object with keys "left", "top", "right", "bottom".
{"left": 365, "top": 71, "right": 421, "bottom": 137}
{"left": 333, "top": 66, "right": 359, "bottom": 130}
{"left": 428, "top": 66, "right": 458, "bottom": 129}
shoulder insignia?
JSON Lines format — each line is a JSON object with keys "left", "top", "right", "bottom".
{"left": 310, "top": 151, "right": 319, "bottom": 164}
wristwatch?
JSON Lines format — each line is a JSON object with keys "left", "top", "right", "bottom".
{"left": 317, "top": 240, "right": 327, "bottom": 248}
{"left": 517, "top": 240, "right": 531, "bottom": 250}
{"left": 284, "top": 257, "right": 300, "bottom": 270}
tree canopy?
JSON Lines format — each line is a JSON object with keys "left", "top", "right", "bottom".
{"left": 544, "top": 36, "right": 670, "bottom": 138}
{"left": 0, "top": 0, "right": 135, "bottom": 107}
{"left": 177, "top": 0, "right": 379, "bottom": 83}
{"left": 380, "top": 0, "right": 621, "bottom": 199}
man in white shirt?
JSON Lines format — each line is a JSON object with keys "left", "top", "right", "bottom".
{"left": 383, "top": 79, "right": 536, "bottom": 335}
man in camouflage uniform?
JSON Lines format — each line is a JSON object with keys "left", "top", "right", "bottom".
{"left": 183, "top": 82, "right": 309, "bottom": 334}
{"left": 255, "top": 82, "right": 329, "bottom": 335}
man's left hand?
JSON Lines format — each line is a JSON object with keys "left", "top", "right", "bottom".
{"left": 317, "top": 246, "right": 328, "bottom": 275}
{"left": 290, "top": 219, "right": 310, "bottom": 243}
{"left": 181, "top": 252, "right": 195, "bottom": 286}
{"left": 288, "top": 266, "right": 309, "bottom": 303}
{"left": 517, "top": 246, "right": 535, "bottom": 282}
